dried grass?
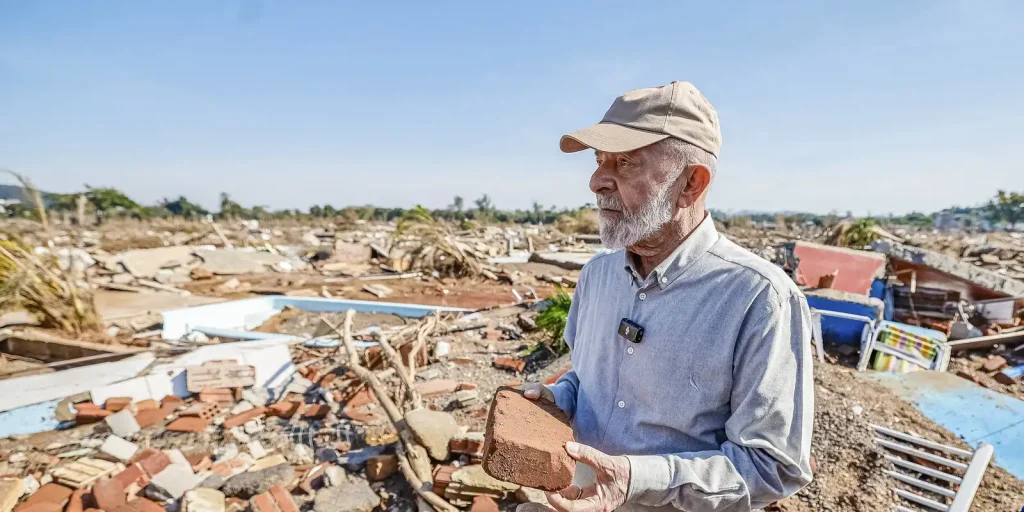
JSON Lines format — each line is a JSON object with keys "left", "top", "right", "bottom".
{"left": 0, "top": 232, "right": 99, "bottom": 334}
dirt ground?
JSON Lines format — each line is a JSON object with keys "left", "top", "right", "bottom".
{"left": 772, "top": 359, "right": 1024, "bottom": 512}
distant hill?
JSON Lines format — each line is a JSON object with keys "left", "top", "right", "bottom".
{"left": 0, "top": 184, "right": 28, "bottom": 201}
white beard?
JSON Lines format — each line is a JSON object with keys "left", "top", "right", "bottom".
{"left": 596, "top": 184, "right": 676, "bottom": 249}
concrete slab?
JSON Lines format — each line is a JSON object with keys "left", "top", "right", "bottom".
{"left": 872, "top": 240, "right": 1024, "bottom": 299}
{"left": 861, "top": 370, "right": 1024, "bottom": 480}
{"left": 115, "top": 246, "right": 198, "bottom": 279}
{"left": 196, "top": 249, "right": 289, "bottom": 275}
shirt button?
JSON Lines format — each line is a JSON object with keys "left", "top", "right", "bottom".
{"left": 661, "top": 277, "right": 668, "bottom": 283}
{"left": 627, "top": 346, "right": 634, "bottom": 355}
{"left": 617, "top": 401, "right": 625, "bottom": 408}
{"left": 638, "top": 292, "right": 647, "bottom": 300}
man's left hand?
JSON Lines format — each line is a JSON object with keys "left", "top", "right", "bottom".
{"left": 545, "top": 442, "right": 630, "bottom": 512}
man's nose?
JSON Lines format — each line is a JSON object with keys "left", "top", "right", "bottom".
{"left": 590, "top": 165, "right": 615, "bottom": 194}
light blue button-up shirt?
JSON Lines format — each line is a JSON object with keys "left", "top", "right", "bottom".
{"left": 548, "top": 215, "right": 814, "bottom": 511}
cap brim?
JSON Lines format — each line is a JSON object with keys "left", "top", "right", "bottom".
{"left": 559, "top": 122, "right": 669, "bottom": 153}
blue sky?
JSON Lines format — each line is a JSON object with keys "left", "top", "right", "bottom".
{"left": 2, "top": 1, "right": 1022, "bottom": 215}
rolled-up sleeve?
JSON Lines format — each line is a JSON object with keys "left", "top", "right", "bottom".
{"left": 625, "top": 288, "right": 815, "bottom": 511}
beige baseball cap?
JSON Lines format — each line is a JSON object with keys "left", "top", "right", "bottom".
{"left": 560, "top": 81, "right": 721, "bottom": 157}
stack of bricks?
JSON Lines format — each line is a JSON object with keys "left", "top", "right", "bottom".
{"left": 450, "top": 433, "right": 486, "bottom": 462}
{"left": 431, "top": 465, "right": 457, "bottom": 497}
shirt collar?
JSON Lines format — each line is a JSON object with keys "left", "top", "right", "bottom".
{"left": 623, "top": 213, "right": 721, "bottom": 289}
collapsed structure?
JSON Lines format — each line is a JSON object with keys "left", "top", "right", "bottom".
{"left": 0, "top": 217, "right": 1023, "bottom": 512}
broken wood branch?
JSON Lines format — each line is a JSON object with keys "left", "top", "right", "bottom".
{"left": 376, "top": 331, "right": 422, "bottom": 410}
{"left": 328, "top": 310, "right": 457, "bottom": 512}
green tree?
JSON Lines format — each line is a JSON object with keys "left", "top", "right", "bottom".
{"left": 84, "top": 186, "right": 139, "bottom": 212}
{"left": 532, "top": 201, "right": 544, "bottom": 224}
{"left": 987, "top": 190, "right": 1024, "bottom": 228}
{"left": 450, "top": 196, "right": 464, "bottom": 217}
{"left": 161, "top": 196, "right": 208, "bottom": 219}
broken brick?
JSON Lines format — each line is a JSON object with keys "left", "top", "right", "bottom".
{"left": 112, "top": 464, "right": 150, "bottom": 489}
{"left": 431, "top": 466, "right": 456, "bottom": 496}
{"left": 104, "top": 398, "right": 134, "bottom": 413}
{"left": 344, "top": 388, "right": 374, "bottom": 409}
{"left": 133, "top": 409, "right": 169, "bottom": 429}
{"left": 452, "top": 357, "right": 475, "bottom": 366}
{"left": 451, "top": 434, "right": 485, "bottom": 456}
{"left": 457, "top": 382, "right": 478, "bottom": 391}
{"left": 111, "top": 498, "right": 165, "bottom": 512}
{"left": 184, "top": 452, "right": 212, "bottom": 472}
{"left": 471, "top": 495, "right": 500, "bottom": 512}
{"left": 399, "top": 342, "right": 428, "bottom": 368}
{"left": 134, "top": 400, "right": 159, "bottom": 412}
{"left": 342, "top": 409, "right": 379, "bottom": 424}
{"left": 302, "top": 405, "right": 329, "bottom": 420}
{"left": 983, "top": 356, "right": 1008, "bottom": 372}
{"left": 994, "top": 371, "right": 1018, "bottom": 386}
{"left": 18, "top": 483, "right": 74, "bottom": 511}
{"left": 544, "top": 367, "right": 570, "bottom": 385}
{"left": 166, "top": 417, "right": 211, "bottom": 433}
{"left": 65, "top": 489, "right": 88, "bottom": 512}
{"left": 76, "top": 409, "right": 113, "bottom": 425}
{"left": 14, "top": 504, "right": 62, "bottom": 512}
{"left": 137, "top": 452, "right": 172, "bottom": 477}
{"left": 365, "top": 455, "right": 398, "bottom": 481}
{"left": 493, "top": 357, "right": 526, "bottom": 373}
{"left": 160, "top": 395, "right": 185, "bottom": 410}
{"left": 198, "top": 389, "right": 234, "bottom": 404}
{"left": 482, "top": 387, "right": 574, "bottom": 491}
{"left": 222, "top": 407, "right": 267, "bottom": 429}
{"left": 92, "top": 478, "right": 126, "bottom": 512}
{"left": 267, "top": 401, "right": 304, "bottom": 419}
{"left": 414, "top": 380, "right": 459, "bottom": 396}
{"left": 180, "top": 402, "right": 225, "bottom": 421}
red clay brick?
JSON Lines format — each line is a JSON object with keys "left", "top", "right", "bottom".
{"left": 431, "top": 466, "right": 456, "bottom": 496}
{"left": 74, "top": 402, "right": 101, "bottom": 412}
{"left": 267, "top": 401, "right": 303, "bottom": 419}
{"left": 19, "top": 483, "right": 73, "bottom": 509}
{"left": 113, "top": 464, "right": 149, "bottom": 488}
{"left": 104, "top": 397, "right": 134, "bottom": 412}
{"left": 197, "top": 389, "right": 234, "bottom": 404}
{"left": 184, "top": 452, "right": 212, "bottom": 472}
{"left": 268, "top": 486, "right": 297, "bottom": 512}
{"left": 471, "top": 495, "right": 500, "bottom": 512}
{"left": 451, "top": 357, "right": 475, "bottom": 365}
{"left": 457, "top": 382, "right": 478, "bottom": 391}
{"left": 301, "top": 404, "right": 329, "bottom": 420}
{"left": 221, "top": 407, "right": 266, "bottom": 429}
{"left": 249, "top": 493, "right": 275, "bottom": 512}
{"left": 414, "top": 380, "right": 459, "bottom": 396}
{"left": 65, "top": 489, "right": 88, "bottom": 512}
{"left": 450, "top": 436, "right": 485, "bottom": 456}
{"left": 399, "top": 342, "right": 428, "bottom": 367}
{"left": 342, "top": 409, "right": 378, "bottom": 424}
{"left": 133, "top": 409, "right": 169, "bottom": 429}
{"left": 14, "top": 504, "right": 62, "bottom": 512}
{"left": 166, "top": 416, "right": 211, "bottom": 433}
{"left": 493, "top": 357, "right": 526, "bottom": 373}
{"left": 543, "top": 367, "right": 569, "bottom": 385}
{"left": 482, "top": 387, "right": 573, "bottom": 491}
{"left": 344, "top": 388, "right": 374, "bottom": 408}
{"left": 504, "top": 380, "right": 523, "bottom": 387}
{"left": 137, "top": 451, "right": 172, "bottom": 477}
{"left": 129, "top": 448, "right": 159, "bottom": 465}
{"left": 160, "top": 395, "right": 184, "bottom": 410}
{"left": 134, "top": 399, "right": 158, "bottom": 412}
{"left": 111, "top": 498, "right": 164, "bottom": 512}
{"left": 76, "top": 409, "right": 113, "bottom": 425}
{"left": 92, "top": 479, "right": 126, "bottom": 512}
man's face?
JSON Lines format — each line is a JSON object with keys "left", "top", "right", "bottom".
{"left": 590, "top": 146, "right": 681, "bottom": 249}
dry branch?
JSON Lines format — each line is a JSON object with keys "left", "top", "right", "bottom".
{"left": 327, "top": 310, "right": 457, "bottom": 512}
{"left": 377, "top": 332, "right": 422, "bottom": 410}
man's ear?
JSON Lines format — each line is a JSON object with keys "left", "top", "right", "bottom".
{"left": 675, "top": 164, "right": 712, "bottom": 208}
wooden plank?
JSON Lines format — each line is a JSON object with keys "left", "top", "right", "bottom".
{"left": 186, "top": 363, "right": 256, "bottom": 393}
{"left": 946, "top": 330, "right": 1024, "bottom": 351}
{"left": 52, "top": 458, "right": 118, "bottom": 488}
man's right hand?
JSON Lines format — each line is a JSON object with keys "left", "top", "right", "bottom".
{"left": 522, "top": 382, "right": 555, "bottom": 402}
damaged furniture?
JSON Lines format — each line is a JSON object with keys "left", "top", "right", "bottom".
{"left": 873, "top": 424, "right": 993, "bottom": 512}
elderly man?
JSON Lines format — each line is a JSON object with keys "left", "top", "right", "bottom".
{"left": 521, "top": 82, "right": 814, "bottom": 512}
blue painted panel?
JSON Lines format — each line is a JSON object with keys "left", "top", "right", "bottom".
{"left": 806, "top": 295, "right": 878, "bottom": 345}
{"left": 865, "top": 371, "right": 1024, "bottom": 480}
{"left": 0, "top": 400, "right": 61, "bottom": 438}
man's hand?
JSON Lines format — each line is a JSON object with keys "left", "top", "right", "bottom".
{"left": 516, "top": 442, "right": 630, "bottom": 512}
{"left": 522, "top": 382, "right": 555, "bottom": 402}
